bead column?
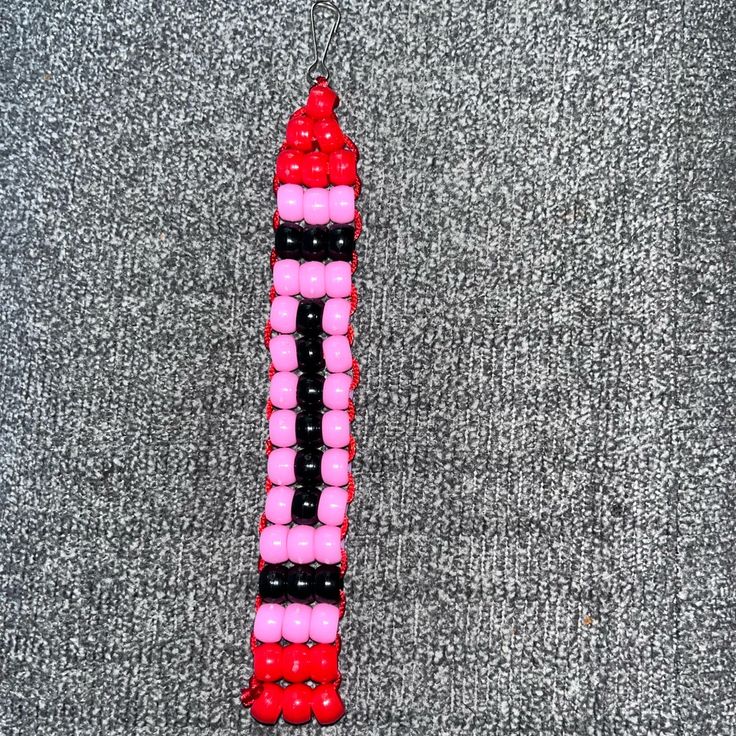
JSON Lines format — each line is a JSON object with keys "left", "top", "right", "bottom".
{"left": 242, "top": 78, "right": 361, "bottom": 726}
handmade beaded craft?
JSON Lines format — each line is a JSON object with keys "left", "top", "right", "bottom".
{"left": 241, "top": 2, "right": 359, "bottom": 726}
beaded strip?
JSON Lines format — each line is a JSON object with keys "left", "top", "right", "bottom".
{"left": 241, "top": 78, "right": 361, "bottom": 726}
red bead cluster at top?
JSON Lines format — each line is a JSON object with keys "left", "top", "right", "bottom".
{"left": 241, "top": 79, "right": 361, "bottom": 727}
{"left": 275, "top": 86, "right": 358, "bottom": 189}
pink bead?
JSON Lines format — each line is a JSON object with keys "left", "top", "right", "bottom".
{"left": 254, "top": 603, "right": 284, "bottom": 643}
{"left": 269, "top": 409, "right": 297, "bottom": 447}
{"left": 322, "top": 410, "right": 350, "bottom": 448}
{"left": 323, "top": 335, "right": 352, "bottom": 373}
{"left": 265, "top": 485, "right": 295, "bottom": 525}
{"left": 321, "top": 448, "right": 349, "bottom": 487}
{"left": 282, "top": 603, "right": 312, "bottom": 644}
{"left": 277, "top": 183, "right": 304, "bottom": 222}
{"left": 287, "top": 525, "right": 315, "bottom": 564}
{"left": 269, "top": 335, "right": 298, "bottom": 372}
{"left": 323, "top": 373, "right": 352, "bottom": 410}
{"left": 314, "top": 525, "right": 342, "bottom": 564}
{"left": 329, "top": 185, "right": 354, "bottom": 224}
{"left": 303, "top": 187, "right": 330, "bottom": 225}
{"left": 322, "top": 298, "right": 350, "bottom": 336}
{"left": 310, "top": 603, "right": 339, "bottom": 644}
{"left": 270, "top": 296, "right": 298, "bottom": 334}
{"left": 267, "top": 447, "right": 296, "bottom": 485}
{"left": 260, "top": 524, "right": 289, "bottom": 564}
{"left": 269, "top": 371, "right": 298, "bottom": 409}
{"left": 273, "top": 259, "right": 300, "bottom": 296}
{"left": 299, "top": 261, "right": 326, "bottom": 299}
{"left": 318, "top": 486, "right": 348, "bottom": 525}
{"left": 325, "top": 261, "right": 352, "bottom": 298}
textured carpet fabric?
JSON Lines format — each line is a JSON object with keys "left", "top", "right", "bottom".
{"left": 2, "top": 1, "right": 735, "bottom": 734}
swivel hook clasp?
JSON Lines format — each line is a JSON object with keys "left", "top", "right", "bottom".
{"left": 307, "top": 1, "right": 341, "bottom": 84}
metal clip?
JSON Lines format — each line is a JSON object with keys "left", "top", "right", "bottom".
{"left": 307, "top": 1, "right": 341, "bottom": 84}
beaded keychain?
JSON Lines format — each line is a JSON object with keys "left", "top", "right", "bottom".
{"left": 240, "top": 1, "right": 360, "bottom": 726}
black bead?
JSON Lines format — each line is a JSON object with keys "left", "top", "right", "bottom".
{"left": 297, "top": 374, "right": 324, "bottom": 409}
{"left": 296, "top": 300, "right": 323, "bottom": 336}
{"left": 327, "top": 226, "right": 355, "bottom": 261}
{"left": 295, "top": 411, "right": 322, "bottom": 446}
{"left": 296, "top": 337, "right": 326, "bottom": 373}
{"left": 275, "top": 223, "right": 302, "bottom": 259}
{"left": 259, "top": 563, "right": 288, "bottom": 603}
{"left": 287, "top": 564, "right": 314, "bottom": 603}
{"left": 294, "top": 449, "right": 322, "bottom": 482}
{"left": 291, "top": 487, "right": 321, "bottom": 524}
{"left": 313, "top": 565, "right": 342, "bottom": 603}
{"left": 301, "top": 226, "right": 328, "bottom": 261}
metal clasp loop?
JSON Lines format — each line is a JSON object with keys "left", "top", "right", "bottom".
{"left": 307, "top": 1, "right": 341, "bottom": 84}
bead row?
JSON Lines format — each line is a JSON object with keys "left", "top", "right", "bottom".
{"left": 277, "top": 184, "right": 354, "bottom": 224}
{"left": 254, "top": 601, "right": 340, "bottom": 644}
{"left": 275, "top": 223, "right": 355, "bottom": 262}
{"left": 244, "top": 79, "right": 359, "bottom": 726}
{"left": 264, "top": 485, "right": 348, "bottom": 524}
{"left": 274, "top": 260, "right": 352, "bottom": 297}
{"left": 251, "top": 683, "right": 344, "bottom": 727}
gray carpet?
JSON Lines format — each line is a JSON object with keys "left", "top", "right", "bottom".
{"left": 2, "top": 0, "right": 735, "bottom": 734}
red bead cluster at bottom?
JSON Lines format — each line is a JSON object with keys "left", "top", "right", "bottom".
{"left": 247, "top": 682, "right": 345, "bottom": 726}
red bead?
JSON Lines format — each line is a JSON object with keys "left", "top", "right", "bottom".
{"left": 276, "top": 149, "right": 304, "bottom": 184}
{"left": 308, "top": 643, "right": 339, "bottom": 683}
{"left": 314, "top": 117, "right": 345, "bottom": 153}
{"left": 306, "top": 84, "right": 339, "bottom": 119}
{"left": 311, "top": 684, "right": 345, "bottom": 725}
{"left": 250, "top": 683, "right": 283, "bottom": 725}
{"left": 281, "top": 643, "right": 310, "bottom": 682}
{"left": 285, "top": 115, "right": 315, "bottom": 152}
{"left": 302, "top": 151, "right": 329, "bottom": 188}
{"left": 253, "top": 643, "right": 282, "bottom": 682}
{"left": 329, "top": 149, "right": 357, "bottom": 186}
{"left": 282, "top": 683, "right": 312, "bottom": 725}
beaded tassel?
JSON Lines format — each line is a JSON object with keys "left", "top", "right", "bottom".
{"left": 241, "top": 75, "right": 361, "bottom": 726}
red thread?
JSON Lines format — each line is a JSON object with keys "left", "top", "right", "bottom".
{"left": 348, "top": 436, "right": 356, "bottom": 462}
{"left": 265, "top": 399, "right": 273, "bottom": 419}
{"left": 258, "top": 514, "right": 268, "bottom": 533}
{"left": 347, "top": 474, "right": 355, "bottom": 503}
{"left": 250, "top": 632, "right": 258, "bottom": 653}
{"left": 339, "top": 548, "right": 348, "bottom": 576}
{"left": 257, "top": 558, "right": 265, "bottom": 573}
{"left": 265, "top": 440, "right": 273, "bottom": 456}
{"left": 351, "top": 250, "right": 359, "bottom": 275}
{"left": 350, "top": 285, "right": 358, "bottom": 314}
{"left": 350, "top": 359, "right": 360, "bottom": 390}
{"left": 347, "top": 400, "right": 355, "bottom": 422}
{"left": 272, "top": 210, "right": 280, "bottom": 230}
{"left": 347, "top": 325, "right": 354, "bottom": 345}
{"left": 269, "top": 248, "right": 277, "bottom": 269}
{"left": 241, "top": 677, "right": 263, "bottom": 708}
{"left": 265, "top": 478, "right": 273, "bottom": 493}
{"left": 340, "top": 518, "right": 349, "bottom": 540}
{"left": 269, "top": 285, "right": 276, "bottom": 302}
{"left": 268, "top": 363, "right": 275, "bottom": 381}
{"left": 353, "top": 211, "right": 363, "bottom": 241}
{"left": 334, "top": 634, "right": 343, "bottom": 690}
{"left": 263, "top": 321, "right": 272, "bottom": 348}
{"left": 338, "top": 590, "right": 347, "bottom": 619}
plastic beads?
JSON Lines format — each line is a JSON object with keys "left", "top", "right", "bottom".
{"left": 242, "top": 77, "right": 360, "bottom": 726}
